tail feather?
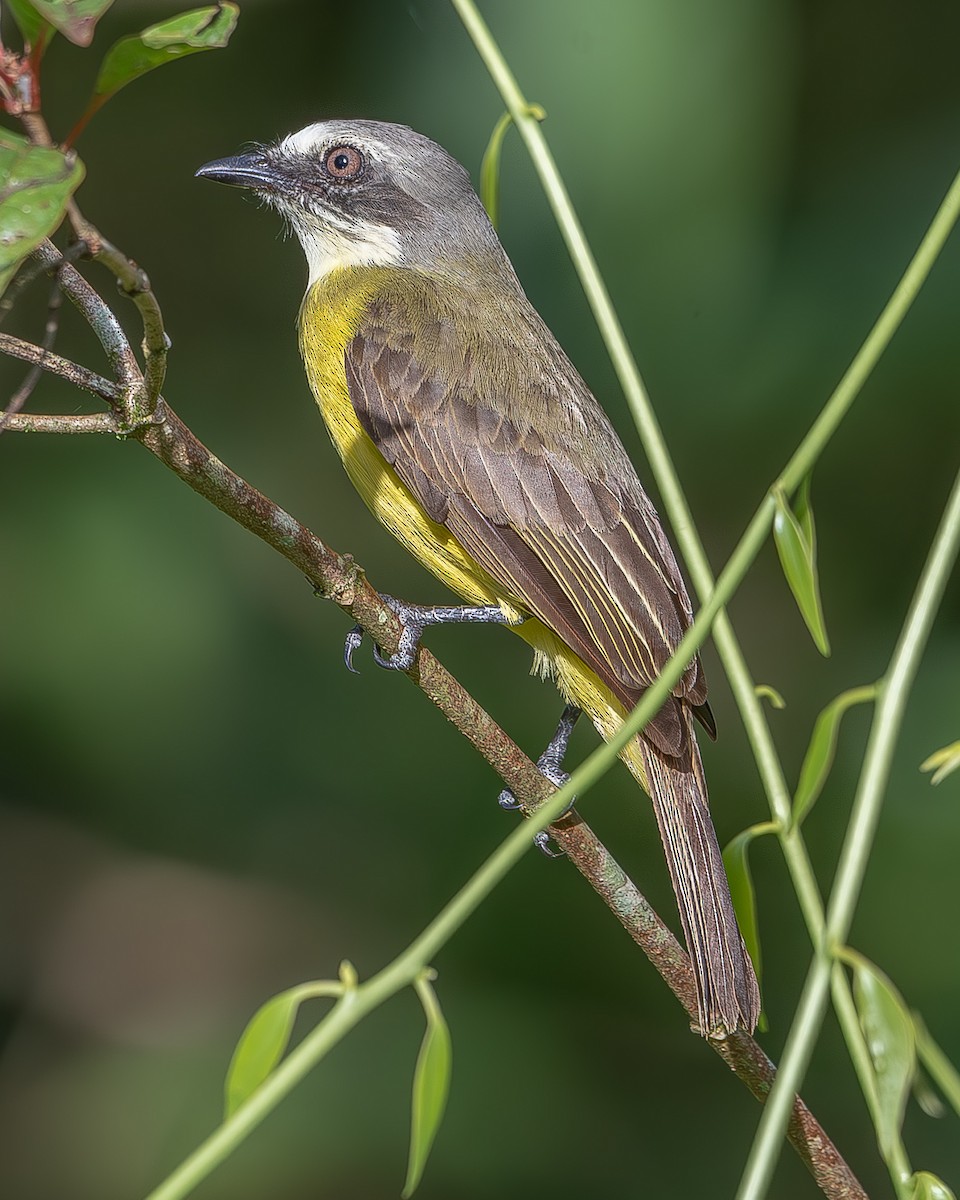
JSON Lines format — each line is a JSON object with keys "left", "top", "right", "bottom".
{"left": 533, "top": 633, "right": 760, "bottom": 1034}
{"left": 636, "top": 713, "right": 760, "bottom": 1035}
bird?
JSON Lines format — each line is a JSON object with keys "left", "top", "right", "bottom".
{"left": 197, "top": 119, "right": 760, "bottom": 1035}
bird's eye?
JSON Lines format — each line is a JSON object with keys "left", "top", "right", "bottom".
{"left": 324, "top": 145, "right": 364, "bottom": 180}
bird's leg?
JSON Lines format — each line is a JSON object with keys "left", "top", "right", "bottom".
{"left": 343, "top": 594, "right": 518, "bottom": 673}
{"left": 499, "top": 703, "right": 582, "bottom": 856}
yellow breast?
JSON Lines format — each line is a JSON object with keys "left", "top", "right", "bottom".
{"left": 297, "top": 268, "right": 515, "bottom": 613}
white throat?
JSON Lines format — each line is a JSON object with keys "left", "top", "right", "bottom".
{"left": 291, "top": 207, "right": 403, "bottom": 287}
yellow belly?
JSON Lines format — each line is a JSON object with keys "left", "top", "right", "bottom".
{"left": 297, "top": 268, "right": 648, "bottom": 788}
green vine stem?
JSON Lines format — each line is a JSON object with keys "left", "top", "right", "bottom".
{"left": 450, "top": 4, "right": 960, "bottom": 1190}
{"left": 737, "top": 461, "right": 960, "bottom": 1200}
{"left": 448, "top": 0, "right": 960, "bottom": 920}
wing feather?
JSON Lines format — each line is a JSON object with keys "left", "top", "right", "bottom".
{"left": 345, "top": 281, "right": 708, "bottom": 752}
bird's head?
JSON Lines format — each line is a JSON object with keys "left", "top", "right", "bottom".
{"left": 196, "top": 118, "right": 508, "bottom": 286}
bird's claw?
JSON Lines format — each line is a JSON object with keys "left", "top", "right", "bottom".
{"left": 500, "top": 760, "right": 574, "bottom": 853}
{"left": 499, "top": 758, "right": 575, "bottom": 814}
{"left": 534, "top": 830, "right": 565, "bottom": 858}
{"left": 343, "top": 625, "right": 364, "bottom": 673}
{"left": 499, "top": 787, "right": 569, "bottom": 853}
{"left": 342, "top": 596, "right": 423, "bottom": 673}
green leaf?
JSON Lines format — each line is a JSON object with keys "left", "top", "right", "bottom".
{"left": 0, "top": 130, "right": 84, "bottom": 297}
{"left": 480, "top": 112, "right": 514, "bottom": 229}
{"left": 850, "top": 954, "right": 915, "bottom": 1159}
{"left": 224, "top": 980, "right": 342, "bottom": 1117}
{"left": 402, "top": 975, "right": 452, "bottom": 1198}
{"left": 224, "top": 987, "right": 303, "bottom": 1117}
{"left": 913, "top": 1012, "right": 960, "bottom": 1120}
{"left": 28, "top": 0, "right": 113, "bottom": 47}
{"left": 912, "top": 1065, "right": 947, "bottom": 1119}
{"left": 754, "top": 683, "right": 786, "bottom": 709}
{"left": 920, "top": 740, "right": 960, "bottom": 786}
{"left": 910, "top": 1172, "right": 957, "bottom": 1200}
{"left": 5, "top": 0, "right": 51, "bottom": 47}
{"left": 772, "top": 485, "right": 830, "bottom": 656}
{"left": 479, "top": 103, "right": 545, "bottom": 230}
{"left": 722, "top": 823, "right": 775, "bottom": 1005}
{"left": 794, "top": 473, "right": 816, "bottom": 559}
{"left": 93, "top": 3, "right": 239, "bottom": 101}
{"left": 792, "top": 684, "right": 877, "bottom": 825}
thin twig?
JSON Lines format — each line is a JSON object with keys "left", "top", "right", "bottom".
{"left": 74, "top": 219, "right": 169, "bottom": 404}
{"left": 0, "top": 239, "right": 89, "bottom": 329}
{"left": 1, "top": 410, "right": 121, "bottom": 433}
{"left": 146, "top": 791, "right": 867, "bottom": 1200}
{"left": 14, "top": 108, "right": 168, "bottom": 406}
{"left": 0, "top": 278, "right": 62, "bottom": 428}
{"left": 0, "top": 331, "right": 120, "bottom": 403}
{"left": 30, "top": 241, "right": 140, "bottom": 398}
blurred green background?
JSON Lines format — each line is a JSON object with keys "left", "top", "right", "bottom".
{"left": 2, "top": 1, "right": 959, "bottom": 1196}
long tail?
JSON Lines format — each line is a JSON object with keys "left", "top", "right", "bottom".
{"left": 524, "top": 628, "right": 760, "bottom": 1033}
{"left": 636, "top": 713, "right": 760, "bottom": 1035}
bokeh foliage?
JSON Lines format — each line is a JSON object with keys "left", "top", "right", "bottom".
{"left": 1, "top": 1, "right": 959, "bottom": 1197}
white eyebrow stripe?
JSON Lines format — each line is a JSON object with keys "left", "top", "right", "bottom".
{"left": 280, "top": 124, "right": 328, "bottom": 156}
{"left": 280, "top": 123, "right": 404, "bottom": 166}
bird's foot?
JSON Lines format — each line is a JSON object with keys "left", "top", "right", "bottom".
{"left": 344, "top": 595, "right": 516, "bottom": 672}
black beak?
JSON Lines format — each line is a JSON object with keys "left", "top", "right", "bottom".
{"left": 195, "top": 151, "right": 275, "bottom": 190}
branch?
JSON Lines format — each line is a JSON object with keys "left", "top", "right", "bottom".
{"left": 15, "top": 109, "right": 168, "bottom": 408}
{"left": 71, "top": 218, "right": 169, "bottom": 405}
{"left": 148, "top": 788, "right": 867, "bottom": 1200}
{"left": 0, "top": 239, "right": 89, "bottom": 330}
{"left": 1, "top": 410, "right": 120, "bottom": 433}
{"left": 0, "top": 331, "right": 120, "bottom": 404}
{"left": 30, "top": 240, "right": 141, "bottom": 398}
{"left": 450, "top": 6, "right": 959, "bottom": 1195}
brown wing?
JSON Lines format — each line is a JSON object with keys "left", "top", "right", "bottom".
{"left": 345, "top": 282, "right": 709, "bottom": 756}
